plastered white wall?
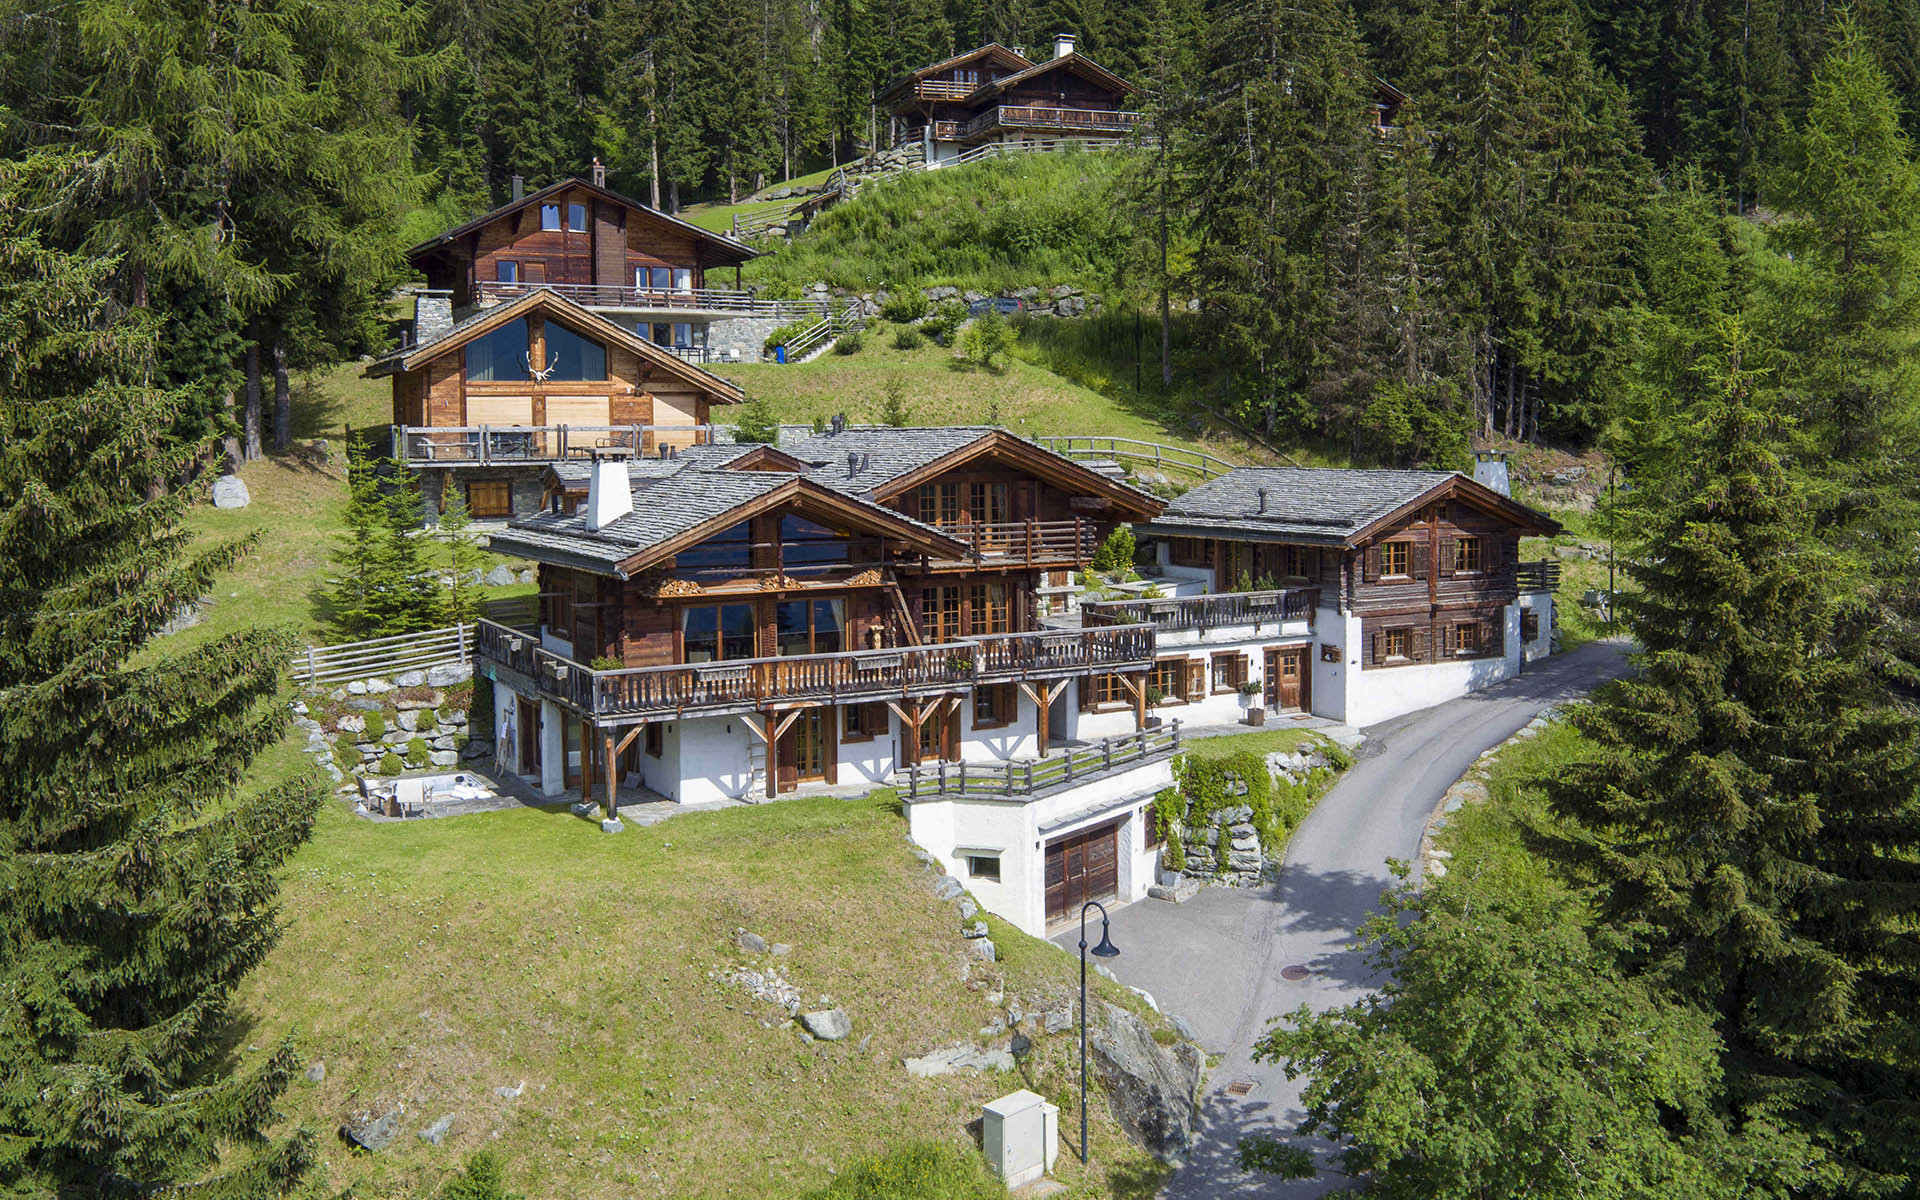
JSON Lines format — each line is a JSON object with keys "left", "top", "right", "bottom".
{"left": 1343, "top": 604, "right": 1523, "bottom": 727}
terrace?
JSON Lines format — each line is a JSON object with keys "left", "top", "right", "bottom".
{"left": 471, "top": 280, "right": 828, "bottom": 318}
{"left": 960, "top": 105, "right": 1140, "bottom": 140}
{"left": 392, "top": 423, "right": 716, "bottom": 466}
{"left": 897, "top": 723, "right": 1181, "bottom": 802}
{"left": 1081, "top": 588, "right": 1320, "bottom": 635}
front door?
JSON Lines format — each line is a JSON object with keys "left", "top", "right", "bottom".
{"left": 516, "top": 696, "right": 540, "bottom": 776}
{"left": 1264, "top": 646, "right": 1308, "bottom": 712}
{"left": 776, "top": 709, "right": 829, "bottom": 792}
{"left": 915, "top": 701, "right": 958, "bottom": 763}
{"left": 1045, "top": 821, "right": 1120, "bottom": 925}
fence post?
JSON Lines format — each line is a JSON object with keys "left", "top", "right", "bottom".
{"left": 303, "top": 646, "right": 316, "bottom": 687}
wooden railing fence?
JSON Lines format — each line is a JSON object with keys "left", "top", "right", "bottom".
{"left": 1029, "top": 435, "right": 1239, "bottom": 479}
{"left": 294, "top": 598, "right": 538, "bottom": 687}
{"left": 899, "top": 722, "right": 1181, "bottom": 801}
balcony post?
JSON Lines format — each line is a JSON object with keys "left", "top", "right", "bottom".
{"left": 764, "top": 707, "right": 779, "bottom": 799}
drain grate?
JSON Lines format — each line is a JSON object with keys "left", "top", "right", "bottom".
{"left": 1225, "top": 1079, "right": 1258, "bottom": 1098}
{"left": 1280, "top": 964, "right": 1313, "bottom": 981}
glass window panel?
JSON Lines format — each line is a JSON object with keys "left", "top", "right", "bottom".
{"left": 568, "top": 202, "right": 587, "bottom": 230}
{"left": 464, "top": 318, "right": 530, "bottom": 382}
{"left": 541, "top": 204, "right": 561, "bottom": 230}
{"left": 720, "top": 603, "right": 755, "bottom": 660}
{"left": 672, "top": 268, "right": 693, "bottom": 292}
{"left": 672, "top": 322, "right": 693, "bottom": 347}
{"left": 776, "top": 601, "right": 812, "bottom": 657}
{"left": 812, "top": 599, "right": 844, "bottom": 653}
{"left": 496, "top": 260, "right": 518, "bottom": 283}
{"left": 683, "top": 607, "right": 719, "bottom": 662}
{"left": 781, "top": 514, "right": 849, "bottom": 570}
{"left": 544, "top": 321, "right": 606, "bottom": 380}
{"left": 676, "top": 521, "right": 751, "bottom": 570}
{"left": 652, "top": 267, "right": 672, "bottom": 290}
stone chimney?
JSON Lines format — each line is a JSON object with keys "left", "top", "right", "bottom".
{"left": 510, "top": 173, "right": 524, "bottom": 202}
{"left": 414, "top": 289, "right": 454, "bottom": 346}
{"left": 591, "top": 156, "right": 606, "bottom": 188}
{"left": 1472, "top": 451, "right": 1512, "bottom": 497}
{"left": 586, "top": 447, "right": 635, "bottom": 531}
{"left": 1257, "top": 487, "right": 1269, "bottom": 514}
{"left": 1053, "top": 33, "right": 1075, "bottom": 59}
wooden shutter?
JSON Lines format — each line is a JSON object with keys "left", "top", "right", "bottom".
{"left": 1369, "top": 630, "right": 1383, "bottom": 665}
{"left": 1363, "top": 544, "right": 1381, "bottom": 582}
{"left": 1438, "top": 536, "right": 1456, "bottom": 578}
{"left": 1411, "top": 627, "right": 1428, "bottom": 662}
{"left": 1187, "top": 662, "right": 1205, "bottom": 701}
{"left": 1412, "top": 540, "right": 1430, "bottom": 581}
{"left": 1442, "top": 623, "right": 1455, "bottom": 654}
{"left": 1485, "top": 536, "right": 1503, "bottom": 571}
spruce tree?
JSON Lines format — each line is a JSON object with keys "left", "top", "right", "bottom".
{"left": 328, "top": 436, "right": 391, "bottom": 638}
{"left": 373, "top": 462, "right": 444, "bottom": 635}
{"left": 1540, "top": 325, "right": 1920, "bottom": 1197}
{"left": 438, "top": 489, "right": 486, "bottom": 627}
{"left": 0, "top": 156, "right": 320, "bottom": 1195}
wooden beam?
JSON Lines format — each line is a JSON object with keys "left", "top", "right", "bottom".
{"left": 614, "top": 724, "right": 645, "bottom": 758}
{"left": 741, "top": 713, "right": 769, "bottom": 742}
{"left": 764, "top": 707, "right": 779, "bottom": 799}
{"left": 772, "top": 709, "right": 804, "bottom": 741}
{"left": 603, "top": 729, "right": 619, "bottom": 821}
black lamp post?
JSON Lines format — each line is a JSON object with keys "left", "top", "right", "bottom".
{"left": 1078, "top": 899, "right": 1120, "bottom": 1164}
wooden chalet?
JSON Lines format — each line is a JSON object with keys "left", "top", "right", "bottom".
{"left": 878, "top": 36, "right": 1141, "bottom": 161}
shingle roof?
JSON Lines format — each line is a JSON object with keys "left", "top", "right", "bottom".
{"left": 1139, "top": 467, "right": 1462, "bottom": 545}
{"left": 780, "top": 426, "right": 1003, "bottom": 495}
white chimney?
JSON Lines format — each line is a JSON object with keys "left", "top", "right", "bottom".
{"left": 1053, "top": 33, "right": 1075, "bottom": 59}
{"left": 585, "top": 448, "right": 634, "bottom": 531}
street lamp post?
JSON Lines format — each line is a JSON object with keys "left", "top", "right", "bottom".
{"left": 1078, "top": 900, "right": 1121, "bottom": 1164}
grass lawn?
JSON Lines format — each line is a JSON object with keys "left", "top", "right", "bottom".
{"left": 244, "top": 789, "right": 1174, "bottom": 1200}
{"left": 1519, "top": 505, "right": 1624, "bottom": 651}
{"left": 682, "top": 165, "right": 841, "bottom": 235}
{"left": 1436, "top": 717, "right": 1594, "bottom": 897}
{"left": 1179, "top": 726, "right": 1335, "bottom": 761}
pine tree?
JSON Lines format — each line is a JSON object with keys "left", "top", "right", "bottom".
{"left": 0, "top": 154, "right": 320, "bottom": 1196}
{"left": 372, "top": 463, "right": 445, "bottom": 635}
{"left": 438, "top": 489, "right": 487, "bottom": 627}
{"left": 328, "top": 436, "right": 391, "bottom": 638}
{"left": 1540, "top": 324, "right": 1920, "bottom": 1197}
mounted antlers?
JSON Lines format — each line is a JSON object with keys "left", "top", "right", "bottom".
{"left": 524, "top": 350, "right": 560, "bottom": 382}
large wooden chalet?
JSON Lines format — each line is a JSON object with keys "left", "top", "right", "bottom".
{"left": 878, "top": 37, "right": 1141, "bottom": 162}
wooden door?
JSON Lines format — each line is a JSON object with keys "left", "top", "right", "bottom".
{"left": 1044, "top": 821, "right": 1121, "bottom": 925}
{"left": 916, "top": 703, "right": 958, "bottom": 762}
{"left": 776, "top": 710, "right": 828, "bottom": 792}
{"left": 517, "top": 697, "right": 540, "bottom": 775}
{"left": 1264, "top": 646, "right": 1307, "bottom": 711}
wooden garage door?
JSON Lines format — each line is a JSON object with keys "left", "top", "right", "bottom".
{"left": 1044, "top": 821, "right": 1120, "bottom": 925}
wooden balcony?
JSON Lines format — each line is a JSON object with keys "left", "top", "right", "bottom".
{"left": 472, "top": 280, "right": 827, "bottom": 318}
{"left": 899, "top": 723, "right": 1181, "bottom": 802}
{"left": 961, "top": 105, "right": 1140, "bottom": 140}
{"left": 393, "top": 423, "right": 715, "bottom": 467}
{"left": 1082, "top": 589, "right": 1319, "bottom": 634}
{"left": 914, "top": 79, "right": 975, "bottom": 101}
{"left": 939, "top": 519, "right": 1100, "bottom": 567}
{"left": 1514, "top": 559, "right": 1563, "bottom": 593}
{"left": 967, "top": 624, "right": 1155, "bottom": 680}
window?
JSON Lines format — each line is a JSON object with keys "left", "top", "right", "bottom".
{"left": 544, "top": 569, "right": 572, "bottom": 630}
{"left": 919, "top": 483, "right": 962, "bottom": 528}
{"left": 1452, "top": 621, "right": 1481, "bottom": 655}
{"left": 543, "top": 321, "right": 607, "bottom": 381}
{"left": 1453, "top": 536, "right": 1482, "bottom": 573}
{"left": 972, "top": 683, "right": 1013, "bottom": 728}
{"left": 651, "top": 323, "right": 672, "bottom": 345}
{"left": 465, "top": 317, "right": 530, "bottom": 382}
{"left": 672, "top": 322, "right": 693, "bottom": 348}
{"left": 676, "top": 521, "right": 751, "bottom": 572}
{"left": 650, "top": 266, "right": 672, "bottom": 290}
{"left": 776, "top": 598, "right": 844, "bottom": 656}
{"left": 967, "top": 481, "right": 1009, "bottom": 525}
{"left": 964, "top": 853, "right": 1001, "bottom": 882}
{"left": 1382, "top": 541, "right": 1410, "bottom": 577}
{"left": 843, "top": 702, "right": 883, "bottom": 742}
{"left": 645, "top": 723, "right": 663, "bottom": 757}
{"left": 1522, "top": 610, "right": 1541, "bottom": 642}
{"left": 1149, "top": 658, "right": 1187, "bottom": 704}
{"left": 682, "top": 603, "right": 756, "bottom": 662}
{"left": 1211, "top": 652, "right": 1248, "bottom": 693}
{"left": 968, "top": 582, "right": 1009, "bottom": 635}
{"left": 780, "top": 514, "right": 851, "bottom": 572}
{"left": 467, "top": 480, "right": 512, "bottom": 519}
{"left": 1383, "top": 628, "right": 1411, "bottom": 659}
{"left": 568, "top": 201, "right": 587, "bottom": 231}
{"left": 540, "top": 204, "right": 561, "bottom": 231}
{"left": 496, "top": 260, "right": 519, "bottom": 283}
{"left": 1144, "top": 809, "right": 1163, "bottom": 849}
{"left": 922, "top": 586, "right": 961, "bottom": 642}
{"left": 672, "top": 267, "right": 693, "bottom": 292}
{"left": 1090, "top": 673, "right": 1126, "bottom": 707}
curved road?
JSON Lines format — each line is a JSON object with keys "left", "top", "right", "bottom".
{"left": 1058, "top": 640, "right": 1631, "bottom": 1197}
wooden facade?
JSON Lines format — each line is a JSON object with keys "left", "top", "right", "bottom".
{"left": 880, "top": 42, "right": 1141, "bottom": 148}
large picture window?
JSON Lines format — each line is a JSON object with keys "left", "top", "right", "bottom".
{"left": 465, "top": 318, "right": 530, "bottom": 382}
{"left": 780, "top": 514, "right": 851, "bottom": 572}
{"left": 544, "top": 321, "right": 607, "bottom": 381}
{"left": 776, "top": 598, "right": 845, "bottom": 656}
{"left": 683, "top": 603, "right": 756, "bottom": 662}
{"left": 921, "top": 586, "right": 961, "bottom": 642}
{"left": 968, "top": 582, "right": 1009, "bottom": 635}
{"left": 676, "top": 521, "right": 751, "bottom": 572}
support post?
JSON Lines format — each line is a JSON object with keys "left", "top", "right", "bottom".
{"left": 603, "top": 730, "right": 618, "bottom": 821}
{"left": 764, "top": 707, "right": 779, "bottom": 799}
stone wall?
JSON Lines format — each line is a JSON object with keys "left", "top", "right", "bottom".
{"left": 1157, "top": 743, "right": 1341, "bottom": 891}
{"left": 420, "top": 469, "right": 546, "bottom": 523}
{"left": 705, "top": 314, "right": 790, "bottom": 362}
{"left": 287, "top": 663, "right": 493, "bottom": 796}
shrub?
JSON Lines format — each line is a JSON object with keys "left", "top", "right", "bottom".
{"left": 801, "top": 1142, "right": 1003, "bottom": 1200}
{"left": 832, "top": 331, "right": 863, "bottom": 355}
{"left": 763, "top": 319, "right": 814, "bottom": 356}
{"left": 437, "top": 1152, "right": 523, "bottom": 1200}
{"left": 962, "top": 308, "right": 1011, "bottom": 368}
{"left": 405, "top": 736, "right": 431, "bottom": 766}
{"left": 880, "top": 290, "right": 928, "bottom": 323}
{"left": 335, "top": 737, "right": 361, "bottom": 767}
{"left": 1090, "top": 525, "right": 1137, "bottom": 573}
{"left": 879, "top": 376, "right": 910, "bottom": 427}
{"left": 921, "top": 299, "right": 967, "bottom": 344}
{"left": 891, "top": 324, "right": 924, "bottom": 350}
{"left": 732, "top": 396, "right": 780, "bottom": 444}
{"left": 363, "top": 712, "right": 386, "bottom": 740}
{"left": 378, "top": 751, "right": 403, "bottom": 775}
{"left": 589, "top": 655, "right": 624, "bottom": 671}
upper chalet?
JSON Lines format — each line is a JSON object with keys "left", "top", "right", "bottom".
{"left": 879, "top": 36, "right": 1141, "bottom": 162}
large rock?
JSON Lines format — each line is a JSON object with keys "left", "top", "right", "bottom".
{"left": 395, "top": 669, "right": 428, "bottom": 688}
{"left": 211, "top": 474, "right": 250, "bottom": 508}
{"left": 341, "top": 1109, "right": 402, "bottom": 1152}
{"left": 429, "top": 750, "right": 458, "bottom": 767}
{"left": 484, "top": 565, "right": 517, "bottom": 587}
{"left": 903, "top": 1042, "right": 1015, "bottom": 1077}
{"left": 799, "top": 1008, "right": 852, "bottom": 1041}
{"left": 426, "top": 661, "right": 472, "bottom": 687}
{"left": 1090, "top": 1002, "right": 1204, "bottom": 1162}
{"left": 396, "top": 709, "right": 422, "bottom": 732}
{"left": 932, "top": 874, "right": 965, "bottom": 901}
{"left": 336, "top": 714, "right": 367, "bottom": 735}
{"left": 417, "top": 1113, "right": 456, "bottom": 1145}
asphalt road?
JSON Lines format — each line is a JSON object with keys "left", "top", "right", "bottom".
{"left": 1056, "top": 640, "right": 1632, "bottom": 1198}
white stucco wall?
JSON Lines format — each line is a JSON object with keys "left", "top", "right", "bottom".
{"left": 838, "top": 708, "right": 900, "bottom": 788}
{"left": 1343, "top": 605, "right": 1524, "bottom": 728}
{"left": 538, "top": 698, "right": 565, "bottom": 796}
{"left": 1311, "top": 608, "right": 1358, "bottom": 724}
{"left": 1519, "top": 592, "right": 1555, "bottom": 662}
{"left": 959, "top": 693, "right": 1040, "bottom": 763}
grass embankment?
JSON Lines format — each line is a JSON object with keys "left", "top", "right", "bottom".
{"left": 682, "top": 164, "right": 842, "bottom": 236}
{"left": 1519, "top": 506, "right": 1621, "bottom": 652}
{"left": 1436, "top": 718, "right": 1591, "bottom": 896}
{"left": 245, "top": 792, "right": 1174, "bottom": 1200}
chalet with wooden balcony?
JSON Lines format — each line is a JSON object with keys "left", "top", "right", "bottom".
{"left": 401, "top": 164, "right": 823, "bottom": 364}
{"left": 366, "top": 288, "right": 745, "bottom": 523}
{"left": 879, "top": 36, "right": 1141, "bottom": 164}
{"left": 1131, "top": 467, "right": 1562, "bottom": 728}
{"left": 472, "top": 426, "right": 1165, "bottom": 820}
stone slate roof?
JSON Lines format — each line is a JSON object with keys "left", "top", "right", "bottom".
{"left": 545, "top": 443, "right": 755, "bottom": 487}
{"left": 780, "top": 425, "right": 1161, "bottom": 508}
{"left": 1138, "top": 467, "right": 1462, "bottom": 546}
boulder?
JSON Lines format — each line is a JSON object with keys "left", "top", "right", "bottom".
{"left": 1050, "top": 283, "right": 1074, "bottom": 299}
{"left": 417, "top": 1113, "right": 456, "bottom": 1146}
{"left": 429, "top": 750, "right": 458, "bottom": 767}
{"left": 395, "top": 669, "right": 428, "bottom": 688}
{"left": 799, "top": 1008, "right": 852, "bottom": 1041}
{"left": 736, "top": 930, "right": 769, "bottom": 954}
{"left": 932, "top": 874, "right": 965, "bottom": 901}
{"left": 770, "top": 943, "right": 792, "bottom": 957}
{"left": 461, "top": 740, "right": 493, "bottom": 760}
{"left": 925, "top": 285, "right": 959, "bottom": 300}
{"left": 484, "top": 565, "right": 517, "bottom": 587}
{"left": 518, "top": 568, "right": 536, "bottom": 583}
{"left": 1169, "top": 1015, "right": 1200, "bottom": 1043}
{"left": 969, "top": 938, "right": 997, "bottom": 963}
{"left": 211, "top": 474, "right": 251, "bottom": 509}
{"left": 1043, "top": 1009, "right": 1073, "bottom": 1034}
{"left": 364, "top": 678, "right": 394, "bottom": 694}
{"left": 903, "top": 1042, "right": 1016, "bottom": 1077}
{"left": 345, "top": 697, "right": 384, "bottom": 712}
{"left": 347, "top": 680, "right": 368, "bottom": 696}
{"left": 426, "top": 662, "right": 472, "bottom": 687}
{"left": 962, "top": 921, "right": 989, "bottom": 939}
{"left": 1056, "top": 295, "right": 1086, "bottom": 318}
{"left": 396, "top": 710, "right": 422, "bottom": 732}
{"left": 341, "top": 1109, "right": 402, "bottom": 1152}
{"left": 495, "top": 1081, "right": 525, "bottom": 1100}
{"left": 305, "top": 1060, "right": 326, "bottom": 1083}
{"left": 337, "top": 715, "right": 367, "bottom": 735}
{"left": 1090, "top": 1001, "right": 1204, "bottom": 1162}
{"left": 159, "top": 599, "right": 206, "bottom": 636}
{"left": 600, "top": 817, "right": 624, "bottom": 833}
{"left": 957, "top": 898, "right": 978, "bottom": 921}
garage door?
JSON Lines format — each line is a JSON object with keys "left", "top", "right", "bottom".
{"left": 1045, "top": 820, "right": 1119, "bottom": 926}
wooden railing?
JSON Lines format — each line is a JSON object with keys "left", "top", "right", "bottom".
{"left": 472, "top": 281, "right": 827, "bottom": 317}
{"left": 944, "top": 518, "right": 1098, "bottom": 564}
{"left": 1029, "top": 434, "right": 1238, "bottom": 479}
{"left": 899, "top": 723, "right": 1181, "bottom": 801}
{"left": 967, "top": 624, "right": 1155, "bottom": 678}
{"left": 914, "top": 79, "right": 975, "bottom": 100}
{"left": 1082, "top": 589, "right": 1319, "bottom": 633}
{"left": 962, "top": 105, "right": 1141, "bottom": 139}
{"left": 392, "top": 424, "right": 715, "bottom": 466}
{"left": 1515, "top": 559, "right": 1564, "bottom": 592}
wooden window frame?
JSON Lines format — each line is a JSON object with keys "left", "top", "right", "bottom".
{"left": 1149, "top": 657, "right": 1188, "bottom": 705}
{"left": 1383, "top": 627, "right": 1411, "bottom": 660}
{"left": 567, "top": 201, "right": 588, "bottom": 232}
{"left": 539, "top": 203, "right": 561, "bottom": 231}
{"left": 842, "top": 701, "right": 883, "bottom": 743}
{"left": 495, "top": 259, "right": 519, "bottom": 283}
{"left": 1382, "top": 541, "right": 1411, "bottom": 578}
{"left": 1144, "top": 806, "right": 1163, "bottom": 849}
{"left": 1210, "top": 652, "right": 1248, "bottom": 694}
{"left": 1088, "top": 672, "right": 1127, "bottom": 709}
{"left": 1169, "top": 537, "right": 1211, "bottom": 568}
{"left": 921, "top": 585, "right": 962, "bottom": 643}
{"left": 1453, "top": 536, "right": 1483, "bottom": 574}
{"left": 972, "top": 683, "right": 1014, "bottom": 729}
{"left": 544, "top": 569, "right": 573, "bottom": 632}
{"left": 467, "top": 479, "right": 513, "bottom": 519}
{"left": 968, "top": 581, "right": 1010, "bottom": 636}
{"left": 1522, "top": 609, "right": 1541, "bottom": 642}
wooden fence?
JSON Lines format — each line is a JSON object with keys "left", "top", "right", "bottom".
{"left": 899, "top": 723, "right": 1181, "bottom": 801}
{"left": 1029, "top": 435, "right": 1240, "bottom": 479}
{"left": 293, "top": 597, "right": 538, "bottom": 687}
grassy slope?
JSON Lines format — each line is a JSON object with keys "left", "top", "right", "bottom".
{"left": 247, "top": 793, "right": 1173, "bottom": 1200}
{"left": 682, "top": 164, "right": 842, "bottom": 235}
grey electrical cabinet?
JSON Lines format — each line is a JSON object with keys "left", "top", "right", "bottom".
{"left": 982, "top": 1089, "right": 1059, "bottom": 1187}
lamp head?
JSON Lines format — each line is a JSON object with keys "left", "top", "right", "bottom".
{"left": 1091, "top": 921, "right": 1120, "bottom": 959}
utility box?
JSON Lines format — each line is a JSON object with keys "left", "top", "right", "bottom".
{"left": 982, "top": 1089, "right": 1059, "bottom": 1188}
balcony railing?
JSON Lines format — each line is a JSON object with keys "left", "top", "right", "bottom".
{"left": 1515, "top": 559, "right": 1564, "bottom": 593}
{"left": 968, "top": 624, "right": 1155, "bottom": 679}
{"left": 940, "top": 519, "right": 1100, "bottom": 566}
{"left": 473, "top": 280, "right": 828, "bottom": 318}
{"left": 962, "top": 105, "right": 1141, "bottom": 139}
{"left": 914, "top": 79, "right": 976, "bottom": 100}
{"left": 393, "top": 424, "right": 715, "bottom": 466}
{"left": 1082, "top": 589, "right": 1319, "bottom": 634}
{"left": 899, "top": 723, "right": 1181, "bottom": 802}
{"left": 476, "top": 619, "right": 1160, "bottom": 720}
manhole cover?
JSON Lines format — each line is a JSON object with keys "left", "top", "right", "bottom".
{"left": 1280, "top": 964, "right": 1313, "bottom": 981}
{"left": 1225, "top": 1079, "right": 1258, "bottom": 1098}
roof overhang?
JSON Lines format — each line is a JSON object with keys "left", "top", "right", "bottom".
{"left": 1350, "top": 474, "right": 1560, "bottom": 543}
{"left": 968, "top": 53, "right": 1139, "bottom": 102}
{"left": 868, "top": 431, "right": 1165, "bottom": 519}
{"left": 405, "top": 177, "right": 757, "bottom": 271}
{"left": 1132, "top": 519, "right": 1352, "bottom": 548}
{"left": 879, "top": 43, "right": 1034, "bottom": 104}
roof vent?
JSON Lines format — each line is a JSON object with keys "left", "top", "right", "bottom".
{"left": 829, "top": 413, "right": 847, "bottom": 436}
{"left": 847, "top": 451, "right": 861, "bottom": 477}
{"left": 1053, "top": 33, "right": 1075, "bottom": 59}
{"left": 586, "top": 446, "right": 635, "bottom": 531}
{"left": 1257, "top": 487, "right": 1269, "bottom": 514}
{"left": 591, "top": 156, "right": 606, "bottom": 188}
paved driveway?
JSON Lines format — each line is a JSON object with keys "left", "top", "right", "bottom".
{"left": 1054, "top": 640, "right": 1632, "bottom": 1197}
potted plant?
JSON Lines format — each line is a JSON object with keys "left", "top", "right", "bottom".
{"left": 1239, "top": 680, "right": 1266, "bottom": 725}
